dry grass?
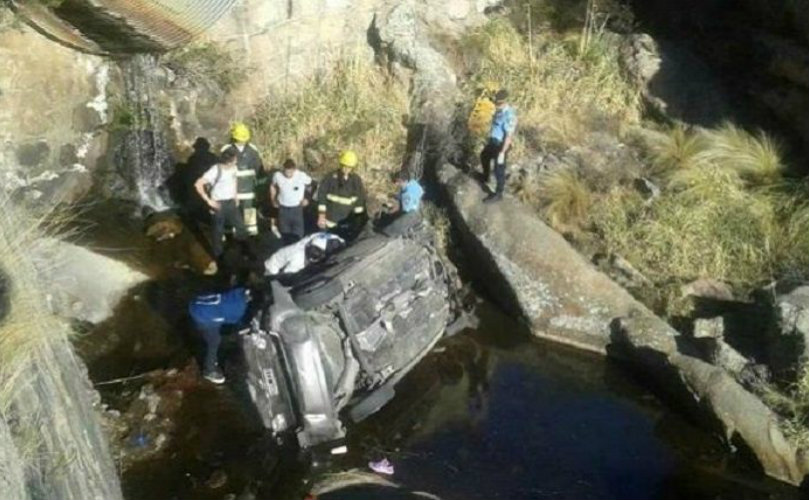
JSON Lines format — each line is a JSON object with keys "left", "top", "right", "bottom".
{"left": 590, "top": 124, "right": 809, "bottom": 310}
{"left": 0, "top": 200, "right": 69, "bottom": 407}
{"left": 458, "top": 16, "right": 641, "bottom": 155}
{"left": 536, "top": 169, "right": 593, "bottom": 232}
{"left": 761, "top": 364, "right": 809, "bottom": 449}
{"left": 249, "top": 53, "right": 409, "bottom": 201}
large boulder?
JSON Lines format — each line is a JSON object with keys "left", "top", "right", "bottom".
{"left": 439, "top": 163, "right": 650, "bottom": 353}
{"left": 438, "top": 164, "right": 809, "bottom": 484}
{"left": 31, "top": 239, "right": 148, "bottom": 324}
{"left": 767, "top": 284, "right": 809, "bottom": 378}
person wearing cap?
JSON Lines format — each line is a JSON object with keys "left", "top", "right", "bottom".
{"left": 263, "top": 232, "right": 345, "bottom": 276}
{"left": 220, "top": 122, "right": 265, "bottom": 235}
{"left": 270, "top": 158, "right": 313, "bottom": 243}
{"left": 480, "top": 89, "right": 517, "bottom": 203}
{"left": 316, "top": 150, "right": 367, "bottom": 239}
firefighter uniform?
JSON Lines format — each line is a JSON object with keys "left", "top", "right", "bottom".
{"left": 316, "top": 170, "right": 366, "bottom": 229}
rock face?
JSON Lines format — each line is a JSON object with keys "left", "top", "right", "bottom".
{"left": 439, "top": 163, "right": 649, "bottom": 354}
{"left": 438, "top": 163, "right": 809, "bottom": 484}
{"left": 30, "top": 239, "right": 148, "bottom": 324}
{"left": 620, "top": 33, "right": 730, "bottom": 126}
{"left": 625, "top": 0, "right": 809, "bottom": 153}
{"left": 768, "top": 284, "right": 809, "bottom": 377}
{"left": 0, "top": 11, "right": 112, "bottom": 209}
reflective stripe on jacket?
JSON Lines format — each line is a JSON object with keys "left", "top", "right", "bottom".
{"left": 316, "top": 170, "right": 366, "bottom": 225}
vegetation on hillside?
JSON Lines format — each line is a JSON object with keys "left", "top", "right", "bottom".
{"left": 457, "top": 13, "right": 640, "bottom": 156}
{"left": 249, "top": 54, "right": 409, "bottom": 202}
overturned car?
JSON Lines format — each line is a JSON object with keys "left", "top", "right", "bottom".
{"left": 241, "top": 223, "right": 459, "bottom": 448}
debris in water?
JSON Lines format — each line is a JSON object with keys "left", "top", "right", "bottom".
{"left": 368, "top": 458, "right": 395, "bottom": 475}
{"left": 205, "top": 469, "right": 228, "bottom": 489}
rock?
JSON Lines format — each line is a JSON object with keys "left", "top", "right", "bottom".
{"left": 31, "top": 238, "right": 148, "bottom": 324}
{"left": 439, "top": 163, "right": 652, "bottom": 354}
{"left": 693, "top": 317, "right": 724, "bottom": 339}
{"left": 620, "top": 33, "right": 729, "bottom": 126}
{"left": 439, "top": 163, "right": 809, "bottom": 484}
{"left": 615, "top": 315, "right": 809, "bottom": 486}
{"left": 15, "top": 140, "right": 51, "bottom": 168}
{"left": 681, "top": 279, "right": 735, "bottom": 302}
{"left": 768, "top": 285, "right": 809, "bottom": 377}
{"left": 205, "top": 470, "right": 228, "bottom": 489}
{"left": 633, "top": 177, "right": 660, "bottom": 201}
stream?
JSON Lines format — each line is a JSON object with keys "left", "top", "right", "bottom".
{"left": 67, "top": 206, "right": 800, "bottom": 499}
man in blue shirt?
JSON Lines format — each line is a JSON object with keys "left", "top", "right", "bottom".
{"left": 188, "top": 287, "right": 253, "bottom": 384}
{"left": 396, "top": 173, "right": 424, "bottom": 214}
{"left": 480, "top": 89, "right": 517, "bottom": 203}
{"left": 380, "top": 172, "right": 424, "bottom": 236}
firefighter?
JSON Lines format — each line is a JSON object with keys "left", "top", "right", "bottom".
{"left": 316, "top": 150, "right": 367, "bottom": 240}
{"left": 220, "top": 122, "right": 264, "bottom": 235}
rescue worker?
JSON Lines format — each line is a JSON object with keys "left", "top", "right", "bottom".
{"left": 194, "top": 147, "right": 249, "bottom": 261}
{"left": 316, "top": 150, "right": 366, "bottom": 240}
{"left": 188, "top": 286, "right": 253, "bottom": 384}
{"left": 480, "top": 90, "right": 517, "bottom": 203}
{"left": 220, "top": 123, "right": 264, "bottom": 235}
{"left": 264, "top": 232, "right": 345, "bottom": 276}
{"left": 270, "top": 158, "right": 312, "bottom": 243}
{"left": 380, "top": 172, "right": 424, "bottom": 236}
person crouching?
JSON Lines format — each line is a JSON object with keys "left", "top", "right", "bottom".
{"left": 264, "top": 232, "right": 345, "bottom": 277}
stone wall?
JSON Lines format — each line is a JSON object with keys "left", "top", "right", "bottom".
{"left": 0, "top": 9, "right": 112, "bottom": 207}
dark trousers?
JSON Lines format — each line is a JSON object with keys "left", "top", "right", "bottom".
{"left": 212, "top": 200, "right": 248, "bottom": 258}
{"left": 278, "top": 205, "right": 305, "bottom": 241}
{"left": 480, "top": 140, "right": 508, "bottom": 195}
{"left": 196, "top": 322, "right": 222, "bottom": 373}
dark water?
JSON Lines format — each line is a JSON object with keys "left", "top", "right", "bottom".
{"left": 89, "top": 288, "right": 801, "bottom": 500}
{"left": 332, "top": 303, "right": 799, "bottom": 500}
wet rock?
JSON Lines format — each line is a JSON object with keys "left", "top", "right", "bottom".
{"left": 615, "top": 315, "right": 809, "bottom": 486}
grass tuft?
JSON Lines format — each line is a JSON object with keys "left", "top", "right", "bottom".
{"left": 698, "top": 123, "right": 784, "bottom": 186}
{"left": 537, "top": 169, "right": 593, "bottom": 231}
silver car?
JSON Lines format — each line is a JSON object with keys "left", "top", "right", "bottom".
{"left": 241, "top": 223, "right": 459, "bottom": 449}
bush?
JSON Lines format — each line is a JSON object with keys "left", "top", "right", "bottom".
{"left": 536, "top": 169, "right": 593, "bottom": 232}
{"left": 249, "top": 54, "right": 408, "bottom": 200}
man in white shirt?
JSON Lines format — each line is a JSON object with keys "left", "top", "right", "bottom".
{"left": 270, "top": 158, "right": 312, "bottom": 242}
{"left": 194, "top": 148, "right": 248, "bottom": 260}
{"left": 264, "top": 232, "right": 344, "bottom": 276}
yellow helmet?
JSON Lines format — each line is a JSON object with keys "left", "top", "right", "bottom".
{"left": 230, "top": 122, "right": 251, "bottom": 142}
{"left": 338, "top": 150, "right": 358, "bottom": 168}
